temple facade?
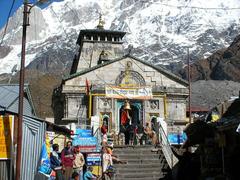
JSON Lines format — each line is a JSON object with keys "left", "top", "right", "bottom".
{"left": 60, "top": 19, "right": 189, "bottom": 135}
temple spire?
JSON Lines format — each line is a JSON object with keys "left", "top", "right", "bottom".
{"left": 97, "top": 13, "right": 105, "bottom": 29}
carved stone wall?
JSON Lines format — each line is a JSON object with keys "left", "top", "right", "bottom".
{"left": 63, "top": 94, "right": 87, "bottom": 121}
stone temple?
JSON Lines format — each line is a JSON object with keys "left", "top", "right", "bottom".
{"left": 58, "top": 17, "right": 189, "bottom": 136}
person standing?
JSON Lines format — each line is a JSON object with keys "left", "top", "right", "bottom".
{"left": 61, "top": 141, "right": 75, "bottom": 180}
{"left": 73, "top": 146, "right": 85, "bottom": 180}
{"left": 136, "top": 123, "right": 144, "bottom": 145}
{"left": 101, "top": 126, "right": 108, "bottom": 147}
{"left": 151, "top": 117, "right": 160, "bottom": 145}
{"left": 102, "top": 147, "right": 113, "bottom": 173}
{"left": 144, "top": 122, "right": 154, "bottom": 144}
{"left": 50, "top": 144, "right": 64, "bottom": 180}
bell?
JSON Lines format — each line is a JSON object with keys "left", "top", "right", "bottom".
{"left": 124, "top": 100, "right": 131, "bottom": 110}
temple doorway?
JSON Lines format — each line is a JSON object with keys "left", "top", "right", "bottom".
{"left": 118, "top": 100, "right": 143, "bottom": 127}
{"left": 117, "top": 100, "right": 143, "bottom": 144}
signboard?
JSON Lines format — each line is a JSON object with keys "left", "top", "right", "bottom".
{"left": 0, "top": 116, "right": 14, "bottom": 159}
{"left": 73, "top": 128, "right": 98, "bottom": 152}
{"left": 105, "top": 86, "right": 152, "bottom": 99}
{"left": 87, "top": 153, "right": 101, "bottom": 166}
{"left": 168, "top": 133, "right": 187, "bottom": 145}
{"left": 75, "top": 129, "right": 92, "bottom": 138}
{"left": 46, "top": 131, "right": 55, "bottom": 143}
{"left": 87, "top": 153, "right": 102, "bottom": 176}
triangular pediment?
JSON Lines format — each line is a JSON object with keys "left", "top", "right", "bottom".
{"left": 63, "top": 55, "right": 188, "bottom": 89}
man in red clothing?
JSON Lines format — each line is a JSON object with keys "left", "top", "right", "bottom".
{"left": 61, "top": 141, "right": 75, "bottom": 180}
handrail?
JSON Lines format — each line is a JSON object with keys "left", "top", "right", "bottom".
{"left": 93, "top": 127, "right": 100, "bottom": 137}
{"left": 93, "top": 127, "right": 102, "bottom": 152}
{"left": 158, "top": 123, "right": 178, "bottom": 169}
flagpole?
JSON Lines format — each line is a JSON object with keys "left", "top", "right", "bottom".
{"left": 88, "top": 92, "right": 92, "bottom": 119}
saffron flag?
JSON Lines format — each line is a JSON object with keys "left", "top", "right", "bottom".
{"left": 85, "top": 78, "right": 90, "bottom": 95}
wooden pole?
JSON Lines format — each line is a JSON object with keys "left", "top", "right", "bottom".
{"left": 188, "top": 48, "right": 192, "bottom": 124}
{"left": 16, "top": 1, "right": 28, "bottom": 179}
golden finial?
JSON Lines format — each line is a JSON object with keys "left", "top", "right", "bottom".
{"left": 97, "top": 13, "right": 105, "bottom": 29}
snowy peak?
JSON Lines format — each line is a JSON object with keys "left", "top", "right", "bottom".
{"left": 0, "top": 0, "right": 240, "bottom": 75}
{"left": 0, "top": 6, "right": 47, "bottom": 45}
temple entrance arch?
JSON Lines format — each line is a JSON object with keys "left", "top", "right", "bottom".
{"left": 100, "top": 112, "right": 112, "bottom": 133}
{"left": 116, "top": 100, "right": 143, "bottom": 133}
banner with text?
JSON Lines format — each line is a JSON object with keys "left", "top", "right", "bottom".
{"left": 105, "top": 86, "right": 152, "bottom": 99}
{"left": 73, "top": 128, "right": 98, "bottom": 152}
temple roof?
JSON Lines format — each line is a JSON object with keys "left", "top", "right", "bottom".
{"left": 76, "top": 29, "right": 126, "bottom": 44}
{"left": 63, "top": 54, "right": 188, "bottom": 87}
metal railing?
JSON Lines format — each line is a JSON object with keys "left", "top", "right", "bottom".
{"left": 93, "top": 127, "right": 102, "bottom": 152}
{"left": 158, "top": 124, "right": 178, "bottom": 169}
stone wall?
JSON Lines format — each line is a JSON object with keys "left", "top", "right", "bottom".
{"left": 64, "top": 57, "right": 187, "bottom": 91}
{"left": 77, "top": 42, "right": 124, "bottom": 72}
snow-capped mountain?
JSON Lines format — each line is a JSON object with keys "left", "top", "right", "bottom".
{"left": 0, "top": 0, "right": 240, "bottom": 75}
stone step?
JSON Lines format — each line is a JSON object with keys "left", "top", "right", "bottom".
{"left": 120, "top": 158, "right": 163, "bottom": 164}
{"left": 112, "top": 145, "right": 168, "bottom": 180}
{"left": 114, "top": 145, "right": 155, "bottom": 149}
{"left": 114, "top": 150, "right": 159, "bottom": 155}
{"left": 113, "top": 177, "right": 161, "bottom": 180}
{"left": 116, "top": 154, "right": 160, "bottom": 159}
{"left": 113, "top": 146, "right": 157, "bottom": 151}
{"left": 116, "top": 167, "right": 162, "bottom": 173}
{"left": 114, "top": 162, "right": 164, "bottom": 169}
{"left": 114, "top": 171, "right": 162, "bottom": 179}
{"left": 114, "top": 148, "right": 162, "bottom": 155}
{"left": 114, "top": 177, "right": 160, "bottom": 180}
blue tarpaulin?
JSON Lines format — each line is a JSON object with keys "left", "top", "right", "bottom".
{"left": 168, "top": 133, "right": 187, "bottom": 145}
{"left": 38, "top": 142, "right": 52, "bottom": 177}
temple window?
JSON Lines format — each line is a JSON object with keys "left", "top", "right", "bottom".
{"left": 93, "top": 35, "right": 98, "bottom": 41}
{"left": 107, "top": 36, "right": 112, "bottom": 41}
{"left": 100, "top": 36, "right": 105, "bottom": 41}
{"left": 86, "top": 35, "right": 91, "bottom": 40}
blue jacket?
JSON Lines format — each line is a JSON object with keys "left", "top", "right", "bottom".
{"left": 50, "top": 151, "right": 61, "bottom": 169}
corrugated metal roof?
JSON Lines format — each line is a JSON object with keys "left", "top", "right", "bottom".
{"left": 23, "top": 114, "right": 72, "bottom": 135}
{"left": 7, "top": 98, "right": 34, "bottom": 116}
{"left": 0, "top": 84, "right": 35, "bottom": 116}
{"left": 0, "top": 85, "right": 19, "bottom": 109}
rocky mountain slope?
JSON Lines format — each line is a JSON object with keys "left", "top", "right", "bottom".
{"left": 191, "top": 80, "right": 240, "bottom": 110}
{"left": 0, "top": 0, "right": 240, "bottom": 76}
{"left": 180, "top": 34, "right": 240, "bottom": 82}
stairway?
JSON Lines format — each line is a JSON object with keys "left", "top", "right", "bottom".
{"left": 113, "top": 145, "right": 170, "bottom": 180}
